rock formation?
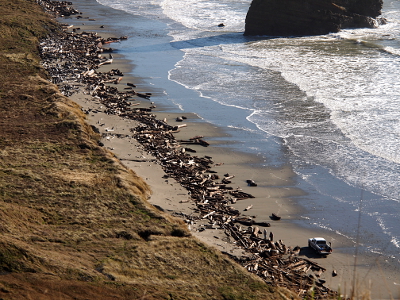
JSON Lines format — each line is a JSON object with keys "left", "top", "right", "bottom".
{"left": 244, "top": 0, "right": 384, "bottom": 36}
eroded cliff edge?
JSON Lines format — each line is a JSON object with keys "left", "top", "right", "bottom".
{"left": 244, "top": 0, "right": 384, "bottom": 36}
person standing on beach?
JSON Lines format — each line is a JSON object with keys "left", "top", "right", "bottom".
{"left": 269, "top": 231, "right": 274, "bottom": 242}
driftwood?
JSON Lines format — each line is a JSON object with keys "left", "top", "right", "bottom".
{"left": 271, "top": 213, "right": 281, "bottom": 220}
{"left": 179, "top": 138, "right": 209, "bottom": 147}
{"left": 246, "top": 179, "right": 257, "bottom": 186}
{"left": 137, "top": 92, "right": 151, "bottom": 99}
{"left": 223, "top": 221, "right": 334, "bottom": 298}
{"left": 244, "top": 205, "right": 253, "bottom": 211}
{"left": 98, "top": 58, "right": 113, "bottom": 66}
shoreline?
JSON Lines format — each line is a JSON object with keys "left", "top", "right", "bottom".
{"left": 50, "top": 0, "right": 399, "bottom": 298}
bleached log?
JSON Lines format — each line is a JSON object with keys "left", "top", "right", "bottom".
{"left": 114, "top": 77, "right": 123, "bottom": 84}
{"left": 98, "top": 58, "right": 113, "bottom": 66}
{"left": 202, "top": 211, "right": 215, "bottom": 219}
{"left": 244, "top": 205, "right": 253, "bottom": 211}
{"left": 287, "top": 260, "right": 307, "bottom": 269}
{"left": 252, "top": 226, "right": 260, "bottom": 236}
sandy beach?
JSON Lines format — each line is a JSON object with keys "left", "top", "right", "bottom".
{"left": 61, "top": 1, "right": 399, "bottom": 298}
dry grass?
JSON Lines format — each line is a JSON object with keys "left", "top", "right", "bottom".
{"left": 0, "top": 0, "right": 295, "bottom": 299}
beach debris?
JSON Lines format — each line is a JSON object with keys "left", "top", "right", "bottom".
{"left": 178, "top": 136, "right": 210, "bottom": 147}
{"left": 98, "top": 58, "right": 113, "bottom": 66}
{"left": 271, "top": 213, "right": 281, "bottom": 220}
{"left": 37, "top": 0, "right": 81, "bottom": 16}
{"left": 244, "top": 205, "right": 253, "bottom": 211}
{"left": 137, "top": 92, "right": 151, "bottom": 99}
{"left": 246, "top": 179, "right": 257, "bottom": 186}
{"left": 223, "top": 221, "right": 332, "bottom": 298}
{"left": 254, "top": 221, "right": 271, "bottom": 227}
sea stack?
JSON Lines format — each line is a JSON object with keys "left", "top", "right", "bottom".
{"left": 244, "top": 0, "right": 384, "bottom": 36}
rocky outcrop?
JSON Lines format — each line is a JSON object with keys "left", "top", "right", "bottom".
{"left": 244, "top": 0, "right": 383, "bottom": 36}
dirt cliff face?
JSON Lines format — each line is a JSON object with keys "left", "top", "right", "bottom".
{"left": 244, "top": 0, "right": 383, "bottom": 36}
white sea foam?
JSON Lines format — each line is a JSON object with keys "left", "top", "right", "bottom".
{"left": 161, "top": 0, "right": 249, "bottom": 32}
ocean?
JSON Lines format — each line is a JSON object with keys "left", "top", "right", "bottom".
{"left": 89, "top": 0, "right": 400, "bottom": 267}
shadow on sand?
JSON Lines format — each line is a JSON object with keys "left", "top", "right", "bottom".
{"left": 298, "top": 247, "right": 329, "bottom": 259}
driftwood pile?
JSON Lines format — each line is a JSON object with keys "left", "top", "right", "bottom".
{"left": 40, "top": 27, "right": 127, "bottom": 97}
{"left": 37, "top": 0, "right": 80, "bottom": 17}
{"left": 37, "top": 1, "right": 337, "bottom": 298}
{"left": 222, "top": 221, "right": 334, "bottom": 298}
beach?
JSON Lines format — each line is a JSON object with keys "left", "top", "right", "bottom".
{"left": 58, "top": 0, "right": 400, "bottom": 298}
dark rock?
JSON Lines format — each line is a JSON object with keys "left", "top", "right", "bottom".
{"left": 270, "top": 213, "right": 281, "bottom": 220}
{"left": 246, "top": 179, "right": 257, "bottom": 186}
{"left": 244, "top": 0, "right": 383, "bottom": 36}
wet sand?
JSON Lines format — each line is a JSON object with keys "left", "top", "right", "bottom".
{"left": 62, "top": 1, "right": 400, "bottom": 298}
